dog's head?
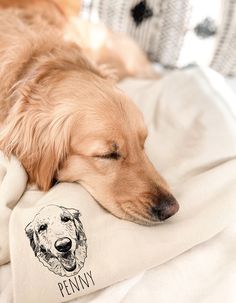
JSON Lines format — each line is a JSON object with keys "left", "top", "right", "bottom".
{"left": 25, "top": 205, "right": 87, "bottom": 276}
{"left": 0, "top": 42, "right": 179, "bottom": 225}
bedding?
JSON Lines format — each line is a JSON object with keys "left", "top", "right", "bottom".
{"left": 1, "top": 66, "right": 236, "bottom": 303}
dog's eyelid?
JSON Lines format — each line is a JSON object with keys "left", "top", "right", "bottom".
{"left": 94, "top": 151, "right": 121, "bottom": 160}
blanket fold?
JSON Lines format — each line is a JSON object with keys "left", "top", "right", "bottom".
{"left": 0, "top": 154, "right": 27, "bottom": 265}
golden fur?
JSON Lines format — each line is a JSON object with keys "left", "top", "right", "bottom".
{"left": 0, "top": 4, "right": 178, "bottom": 224}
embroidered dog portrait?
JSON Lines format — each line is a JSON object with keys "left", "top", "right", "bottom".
{"left": 25, "top": 205, "right": 87, "bottom": 277}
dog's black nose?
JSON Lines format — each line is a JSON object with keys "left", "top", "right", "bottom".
{"left": 151, "top": 194, "right": 179, "bottom": 221}
{"left": 55, "top": 237, "right": 72, "bottom": 252}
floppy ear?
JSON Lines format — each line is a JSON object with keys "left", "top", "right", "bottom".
{"left": 68, "top": 208, "right": 81, "bottom": 220}
{"left": 0, "top": 65, "right": 73, "bottom": 191}
{"left": 68, "top": 208, "right": 87, "bottom": 242}
{"left": 0, "top": 98, "right": 71, "bottom": 190}
{"left": 25, "top": 223, "right": 38, "bottom": 255}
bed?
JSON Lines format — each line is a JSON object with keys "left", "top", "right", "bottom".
{"left": 1, "top": 66, "right": 236, "bottom": 303}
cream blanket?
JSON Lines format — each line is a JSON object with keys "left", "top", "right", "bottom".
{"left": 0, "top": 67, "right": 236, "bottom": 303}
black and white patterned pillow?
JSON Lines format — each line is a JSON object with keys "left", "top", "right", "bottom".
{"left": 80, "top": 0, "right": 236, "bottom": 76}
{"left": 210, "top": 0, "right": 236, "bottom": 76}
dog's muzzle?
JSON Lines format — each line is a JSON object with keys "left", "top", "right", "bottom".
{"left": 55, "top": 237, "right": 72, "bottom": 253}
{"left": 55, "top": 237, "right": 77, "bottom": 272}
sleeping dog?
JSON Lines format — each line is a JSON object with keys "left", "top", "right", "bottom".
{"left": 0, "top": 2, "right": 179, "bottom": 225}
{"left": 25, "top": 205, "right": 87, "bottom": 277}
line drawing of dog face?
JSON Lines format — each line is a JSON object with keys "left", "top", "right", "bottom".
{"left": 25, "top": 205, "right": 87, "bottom": 277}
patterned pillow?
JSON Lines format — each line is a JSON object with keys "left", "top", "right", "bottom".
{"left": 79, "top": 0, "right": 236, "bottom": 76}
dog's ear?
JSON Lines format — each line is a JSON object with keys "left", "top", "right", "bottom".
{"left": 0, "top": 100, "right": 71, "bottom": 190}
{"left": 0, "top": 67, "right": 73, "bottom": 191}
{"left": 67, "top": 208, "right": 81, "bottom": 220}
{"left": 25, "top": 223, "right": 38, "bottom": 255}
{"left": 68, "top": 208, "right": 87, "bottom": 242}
{"left": 0, "top": 43, "right": 85, "bottom": 191}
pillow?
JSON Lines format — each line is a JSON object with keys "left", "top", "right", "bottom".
{"left": 79, "top": 0, "right": 236, "bottom": 76}
{"left": 2, "top": 67, "right": 236, "bottom": 303}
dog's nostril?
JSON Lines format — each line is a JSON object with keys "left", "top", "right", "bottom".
{"left": 55, "top": 237, "right": 72, "bottom": 253}
{"left": 151, "top": 194, "right": 179, "bottom": 221}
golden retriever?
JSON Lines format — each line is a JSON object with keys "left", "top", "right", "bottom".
{"left": 25, "top": 205, "right": 87, "bottom": 277}
{"left": 0, "top": 2, "right": 179, "bottom": 225}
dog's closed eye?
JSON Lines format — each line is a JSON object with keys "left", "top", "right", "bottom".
{"left": 38, "top": 224, "right": 47, "bottom": 233}
{"left": 94, "top": 151, "right": 121, "bottom": 160}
